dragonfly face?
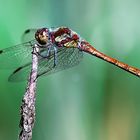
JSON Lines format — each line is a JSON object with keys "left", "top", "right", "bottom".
{"left": 35, "top": 28, "right": 49, "bottom": 45}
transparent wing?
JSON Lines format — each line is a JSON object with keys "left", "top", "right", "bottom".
{"left": 37, "top": 47, "right": 83, "bottom": 77}
{"left": 0, "top": 28, "right": 37, "bottom": 69}
{"left": 0, "top": 40, "right": 36, "bottom": 69}
{"left": 8, "top": 47, "right": 83, "bottom": 82}
{"left": 21, "top": 29, "right": 37, "bottom": 43}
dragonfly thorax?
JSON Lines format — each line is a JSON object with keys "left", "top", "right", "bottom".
{"left": 35, "top": 28, "right": 49, "bottom": 45}
{"left": 51, "top": 27, "right": 80, "bottom": 48}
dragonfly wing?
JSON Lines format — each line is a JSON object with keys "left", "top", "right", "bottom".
{"left": 21, "top": 29, "right": 37, "bottom": 43}
{"left": 8, "top": 47, "right": 65, "bottom": 82}
{"left": 8, "top": 62, "right": 32, "bottom": 82}
{"left": 37, "top": 47, "right": 83, "bottom": 77}
{"left": 8, "top": 47, "right": 83, "bottom": 82}
{"left": 0, "top": 40, "right": 36, "bottom": 69}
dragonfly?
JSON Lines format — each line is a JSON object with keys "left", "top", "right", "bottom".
{"left": 0, "top": 27, "right": 140, "bottom": 82}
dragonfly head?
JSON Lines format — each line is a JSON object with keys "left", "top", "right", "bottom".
{"left": 35, "top": 28, "right": 49, "bottom": 45}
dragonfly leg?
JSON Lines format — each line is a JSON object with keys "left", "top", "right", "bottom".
{"left": 36, "top": 44, "right": 52, "bottom": 59}
{"left": 39, "top": 44, "right": 57, "bottom": 67}
{"left": 53, "top": 46, "right": 58, "bottom": 67}
{"left": 31, "top": 44, "right": 40, "bottom": 56}
{"left": 46, "top": 46, "right": 52, "bottom": 57}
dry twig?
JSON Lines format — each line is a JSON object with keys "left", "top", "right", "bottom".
{"left": 19, "top": 45, "right": 39, "bottom": 140}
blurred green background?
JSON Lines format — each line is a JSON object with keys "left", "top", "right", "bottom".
{"left": 0, "top": 0, "right": 140, "bottom": 140}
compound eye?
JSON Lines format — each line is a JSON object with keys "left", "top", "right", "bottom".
{"left": 35, "top": 28, "right": 49, "bottom": 45}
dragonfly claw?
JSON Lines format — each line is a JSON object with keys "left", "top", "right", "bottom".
{"left": 53, "top": 46, "right": 58, "bottom": 67}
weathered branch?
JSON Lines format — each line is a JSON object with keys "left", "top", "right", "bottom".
{"left": 19, "top": 45, "right": 39, "bottom": 140}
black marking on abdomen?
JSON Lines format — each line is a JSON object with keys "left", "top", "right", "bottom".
{"left": 0, "top": 50, "right": 3, "bottom": 54}
{"left": 13, "top": 66, "right": 23, "bottom": 74}
{"left": 24, "top": 29, "right": 30, "bottom": 34}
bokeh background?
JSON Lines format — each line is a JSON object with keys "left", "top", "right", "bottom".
{"left": 0, "top": 0, "right": 140, "bottom": 140}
